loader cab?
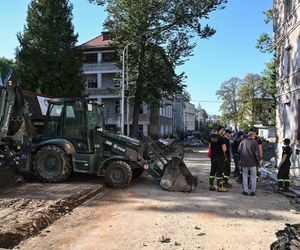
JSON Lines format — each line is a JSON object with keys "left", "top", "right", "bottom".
{"left": 42, "top": 99, "right": 104, "bottom": 153}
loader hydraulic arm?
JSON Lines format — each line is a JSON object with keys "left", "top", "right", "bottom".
{"left": 0, "top": 73, "right": 35, "bottom": 144}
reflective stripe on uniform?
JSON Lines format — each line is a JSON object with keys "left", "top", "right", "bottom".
{"left": 278, "top": 179, "right": 284, "bottom": 182}
{"left": 283, "top": 179, "right": 291, "bottom": 182}
{"left": 209, "top": 176, "right": 215, "bottom": 179}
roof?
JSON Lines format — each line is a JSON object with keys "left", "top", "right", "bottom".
{"left": 80, "top": 32, "right": 113, "bottom": 50}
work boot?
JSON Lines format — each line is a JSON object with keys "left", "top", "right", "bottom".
{"left": 223, "top": 176, "right": 232, "bottom": 188}
{"left": 278, "top": 180, "right": 284, "bottom": 192}
{"left": 217, "top": 179, "right": 228, "bottom": 192}
{"left": 284, "top": 180, "right": 290, "bottom": 192}
{"left": 209, "top": 176, "right": 216, "bottom": 191}
{"left": 223, "top": 182, "right": 232, "bottom": 188}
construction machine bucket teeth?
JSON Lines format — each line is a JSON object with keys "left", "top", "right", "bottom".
{"left": 160, "top": 157, "right": 198, "bottom": 192}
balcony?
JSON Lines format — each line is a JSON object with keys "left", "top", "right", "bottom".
{"left": 82, "top": 62, "right": 120, "bottom": 73}
{"left": 85, "top": 87, "right": 121, "bottom": 96}
{"left": 104, "top": 113, "right": 150, "bottom": 125}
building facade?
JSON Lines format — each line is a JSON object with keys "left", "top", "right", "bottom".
{"left": 274, "top": 0, "right": 300, "bottom": 175}
{"left": 174, "top": 94, "right": 196, "bottom": 133}
{"left": 80, "top": 32, "right": 173, "bottom": 137}
{"left": 183, "top": 102, "right": 196, "bottom": 131}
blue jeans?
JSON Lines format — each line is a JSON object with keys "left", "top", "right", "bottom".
{"left": 242, "top": 166, "right": 257, "bottom": 193}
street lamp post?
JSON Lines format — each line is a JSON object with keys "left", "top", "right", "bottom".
{"left": 126, "top": 47, "right": 130, "bottom": 137}
{"left": 120, "top": 42, "right": 133, "bottom": 135}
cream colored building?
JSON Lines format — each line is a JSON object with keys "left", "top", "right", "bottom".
{"left": 80, "top": 32, "right": 173, "bottom": 137}
{"left": 183, "top": 102, "right": 196, "bottom": 131}
{"left": 274, "top": 0, "right": 300, "bottom": 174}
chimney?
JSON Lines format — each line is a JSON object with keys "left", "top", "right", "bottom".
{"left": 102, "top": 31, "right": 110, "bottom": 41}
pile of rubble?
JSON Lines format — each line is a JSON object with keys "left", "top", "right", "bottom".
{"left": 271, "top": 223, "right": 300, "bottom": 250}
{"left": 262, "top": 159, "right": 300, "bottom": 193}
{"left": 182, "top": 136, "right": 207, "bottom": 147}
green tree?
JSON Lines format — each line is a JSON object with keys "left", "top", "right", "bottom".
{"left": 239, "top": 73, "right": 272, "bottom": 129}
{"left": 261, "top": 58, "right": 276, "bottom": 125}
{"left": 16, "top": 0, "right": 84, "bottom": 97}
{"left": 256, "top": 9, "right": 273, "bottom": 53}
{"left": 216, "top": 77, "right": 241, "bottom": 131}
{"left": 0, "top": 57, "right": 17, "bottom": 81}
{"left": 90, "top": 0, "right": 227, "bottom": 136}
{"left": 256, "top": 9, "right": 276, "bottom": 125}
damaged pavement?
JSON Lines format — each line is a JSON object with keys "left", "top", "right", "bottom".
{"left": 0, "top": 171, "right": 105, "bottom": 249}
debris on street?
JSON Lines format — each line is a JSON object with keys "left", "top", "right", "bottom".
{"left": 271, "top": 224, "right": 300, "bottom": 250}
{"left": 182, "top": 136, "right": 207, "bottom": 147}
{"left": 159, "top": 236, "right": 171, "bottom": 243}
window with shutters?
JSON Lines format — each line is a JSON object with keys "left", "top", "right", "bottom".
{"left": 284, "top": 0, "right": 292, "bottom": 20}
{"left": 283, "top": 47, "right": 291, "bottom": 76}
{"left": 284, "top": 103, "right": 291, "bottom": 138}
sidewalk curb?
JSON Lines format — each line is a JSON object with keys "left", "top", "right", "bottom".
{"left": 0, "top": 185, "right": 105, "bottom": 249}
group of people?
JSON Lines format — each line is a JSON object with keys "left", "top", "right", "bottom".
{"left": 208, "top": 125, "right": 292, "bottom": 196}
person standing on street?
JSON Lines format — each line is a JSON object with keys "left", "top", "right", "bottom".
{"left": 238, "top": 131, "right": 262, "bottom": 196}
{"left": 223, "top": 129, "right": 233, "bottom": 188}
{"left": 208, "top": 125, "right": 228, "bottom": 192}
{"left": 231, "top": 131, "right": 244, "bottom": 178}
{"left": 277, "top": 138, "right": 292, "bottom": 192}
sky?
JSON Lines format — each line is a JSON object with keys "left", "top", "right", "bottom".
{"left": 0, "top": 0, "right": 272, "bottom": 115}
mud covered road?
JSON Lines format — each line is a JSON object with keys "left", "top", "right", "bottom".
{"left": 14, "top": 148, "right": 300, "bottom": 250}
{"left": 0, "top": 175, "right": 105, "bottom": 248}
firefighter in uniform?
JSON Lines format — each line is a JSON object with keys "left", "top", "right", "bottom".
{"left": 208, "top": 125, "right": 228, "bottom": 192}
{"left": 277, "top": 138, "right": 292, "bottom": 192}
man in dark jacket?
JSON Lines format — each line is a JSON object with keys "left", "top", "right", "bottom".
{"left": 208, "top": 125, "right": 228, "bottom": 192}
{"left": 238, "top": 131, "right": 262, "bottom": 196}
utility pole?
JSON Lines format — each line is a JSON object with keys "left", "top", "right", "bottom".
{"left": 121, "top": 43, "right": 133, "bottom": 135}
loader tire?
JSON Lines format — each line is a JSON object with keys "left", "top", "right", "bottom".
{"left": 105, "top": 161, "right": 132, "bottom": 189}
{"left": 132, "top": 168, "right": 144, "bottom": 179}
{"left": 35, "top": 145, "right": 72, "bottom": 183}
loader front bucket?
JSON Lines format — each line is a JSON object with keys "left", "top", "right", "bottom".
{"left": 160, "top": 157, "right": 198, "bottom": 192}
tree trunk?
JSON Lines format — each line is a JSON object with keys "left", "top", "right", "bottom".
{"left": 149, "top": 105, "right": 159, "bottom": 139}
{"left": 131, "top": 35, "right": 146, "bottom": 137}
{"left": 131, "top": 98, "right": 141, "bottom": 138}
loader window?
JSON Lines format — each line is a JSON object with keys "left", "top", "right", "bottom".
{"left": 87, "top": 104, "right": 104, "bottom": 131}
{"left": 62, "top": 103, "right": 88, "bottom": 152}
{"left": 43, "top": 104, "right": 63, "bottom": 137}
{"left": 63, "top": 104, "right": 84, "bottom": 139}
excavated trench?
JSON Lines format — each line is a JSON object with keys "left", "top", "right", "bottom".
{"left": 0, "top": 183, "right": 104, "bottom": 249}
